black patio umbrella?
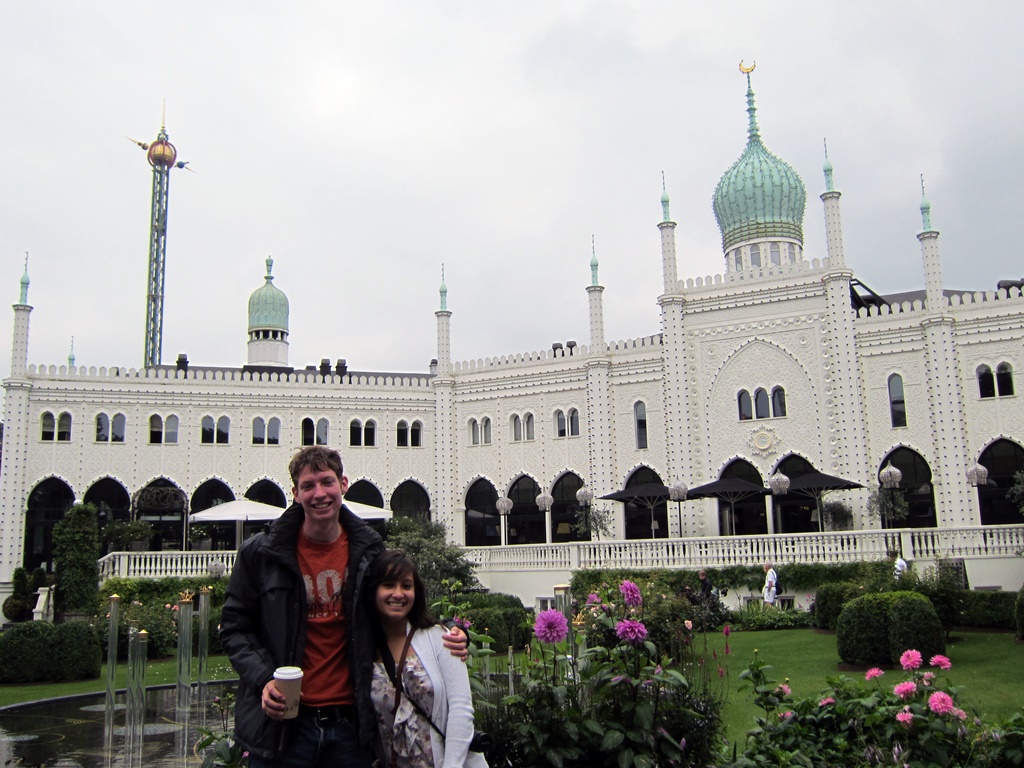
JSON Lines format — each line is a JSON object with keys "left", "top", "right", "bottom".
{"left": 600, "top": 483, "right": 671, "bottom": 537}
{"left": 784, "top": 471, "right": 864, "bottom": 531}
{"left": 684, "top": 478, "right": 770, "bottom": 536}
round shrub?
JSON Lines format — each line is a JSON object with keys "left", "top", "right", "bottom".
{"left": 888, "top": 592, "right": 945, "bottom": 662}
{"left": 51, "top": 621, "right": 101, "bottom": 680}
{"left": 836, "top": 593, "right": 902, "bottom": 666}
{"left": 1016, "top": 586, "right": 1024, "bottom": 640}
{"left": 2, "top": 567, "right": 34, "bottom": 622}
{"left": 0, "top": 621, "right": 54, "bottom": 682}
{"left": 814, "top": 582, "right": 863, "bottom": 630}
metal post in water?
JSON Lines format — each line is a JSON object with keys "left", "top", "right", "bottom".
{"left": 132, "top": 629, "right": 148, "bottom": 768}
{"left": 104, "top": 595, "right": 121, "bottom": 756}
{"left": 197, "top": 587, "right": 211, "bottom": 727}
{"left": 125, "top": 620, "right": 140, "bottom": 768}
{"left": 507, "top": 646, "right": 515, "bottom": 696}
{"left": 176, "top": 593, "right": 194, "bottom": 715}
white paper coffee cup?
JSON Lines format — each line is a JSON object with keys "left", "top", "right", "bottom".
{"left": 273, "top": 666, "right": 303, "bottom": 719}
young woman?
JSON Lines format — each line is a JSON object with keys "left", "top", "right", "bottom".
{"left": 365, "top": 549, "right": 488, "bottom": 768}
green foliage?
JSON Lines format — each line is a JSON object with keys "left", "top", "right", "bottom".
{"left": 1009, "top": 470, "right": 1024, "bottom": 516}
{"left": 958, "top": 590, "right": 1017, "bottom": 630}
{"left": 99, "top": 577, "right": 228, "bottom": 610}
{"left": 2, "top": 567, "right": 34, "bottom": 622}
{"left": 865, "top": 483, "right": 910, "bottom": 525}
{"left": 820, "top": 499, "right": 853, "bottom": 531}
{"left": 732, "top": 602, "right": 814, "bottom": 631}
{"left": 813, "top": 582, "right": 864, "bottom": 630}
{"left": 0, "top": 620, "right": 100, "bottom": 682}
{"left": 52, "top": 502, "right": 101, "bottom": 613}
{"left": 382, "top": 516, "right": 480, "bottom": 605}
{"left": 836, "top": 591, "right": 945, "bottom": 667}
{"left": 888, "top": 592, "right": 945, "bottom": 663}
{"left": 456, "top": 593, "right": 532, "bottom": 650}
{"left": 102, "top": 519, "right": 154, "bottom": 550}
{"left": 1017, "top": 586, "right": 1024, "bottom": 641}
{"left": 914, "top": 562, "right": 964, "bottom": 635}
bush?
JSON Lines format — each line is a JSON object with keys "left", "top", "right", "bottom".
{"left": 733, "top": 602, "right": 814, "bottom": 631}
{"left": 1017, "top": 586, "right": 1024, "bottom": 640}
{"left": 53, "top": 502, "right": 101, "bottom": 614}
{"left": 836, "top": 591, "right": 944, "bottom": 667}
{"left": 2, "top": 567, "right": 34, "bottom": 622}
{"left": 98, "top": 577, "right": 228, "bottom": 611}
{"left": 913, "top": 566, "right": 962, "bottom": 636}
{"left": 887, "top": 592, "right": 945, "bottom": 663}
{"left": 958, "top": 590, "right": 1017, "bottom": 630}
{"left": 52, "top": 621, "right": 102, "bottom": 680}
{"left": 0, "top": 620, "right": 100, "bottom": 682}
{"left": 814, "top": 581, "right": 864, "bottom": 630}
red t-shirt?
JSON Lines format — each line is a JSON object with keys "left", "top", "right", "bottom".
{"left": 296, "top": 527, "right": 353, "bottom": 705}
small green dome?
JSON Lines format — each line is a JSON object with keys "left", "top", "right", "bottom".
{"left": 248, "top": 257, "right": 289, "bottom": 332}
{"left": 712, "top": 75, "right": 806, "bottom": 251}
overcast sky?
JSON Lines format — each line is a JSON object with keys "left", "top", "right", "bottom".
{"left": 2, "top": 3, "right": 1022, "bottom": 400}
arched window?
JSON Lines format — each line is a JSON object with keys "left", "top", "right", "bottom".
{"left": 201, "top": 416, "right": 215, "bottom": 444}
{"left": 771, "top": 455, "right": 816, "bottom": 533}
{"left": 976, "top": 439, "right": 1024, "bottom": 525}
{"left": 391, "top": 480, "right": 431, "bottom": 521}
{"left": 111, "top": 414, "right": 126, "bottom": 442}
{"left": 996, "top": 363, "right": 1014, "bottom": 396}
{"left": 769, "top": 243, "right": 781, "bottom": 266}
{"left": 525, "top": 413, "right": 535, "bottom": 440}
{"left": 397, "top": 420, "right": 409, "bottom": 447}
{"left": 634, "top": 401, "right": 648, "bottom": 449}
{"left": 978, "top": 365, "right": 995, "bottom": 399}
{"left": 150, "top": 414, "right": 163, "bottom": 444}
{"left": 253, "top": 417, "right": 266, "bottom": 445}
{"left": 350, "top": 419, "right": 362, "bottom": 446}
{"left": 733, "top": 251, "right": 743, "bottom": 271}
{"left": 165, "top": 415, "right": 179, "bottom": 444}
{"left": 316, "top": 418, "right": 329, "bottom": 445}
{"left": 512, "top": 414, "right": 522, "bottom": 442}
{"left": 568, "top": 408, "right": 580, "bottom": 436}
{"left": 788, "top": 243, "right": 797, "bottom": 263}
{"left": 470, "top": 419, "right": 480, "bottom": 445}
{"left": 464, "top": 479, "right": 499, "bottom": 547}
{"left": 720, "top": 459, "right": 768, "bottom": 536}
{"left": 302, "top": 417, "right": 315, "bottom": 446}
{"left": 749, "top": 244, "right": 761, "bottom": 268}
{"left": 481, "top": 417, "right": 491, "bottom": 445}
{"left": 754, "top": 388, "right": 770, "bottom": 419}
{"left": 364, "top": 420, "right": 376, "bottom": 447}
{"left": 96, "top": 413, "right": 110, "bottom": 442}
{"left": 888, "top": 374, "right": 907, "bottom": 427}
{"left": 771, "top": 387, "right": 787, "bottom": 417}
{"left": 216, "top": 416, "right": 230, "bottom": 444}
{"left": 410, "top": 421, "right": 422, "bottom": 447}
{"left": 622, "top": 467, "right": 667, "bottom": 540}
{"left": 508, "top": 476, "right": 544, "bottom": 544}
{"left": 552, "top": 473, "right": 587, "bottom": 543}
{"left": 57, "top": 412, "right": 72, "bottom": 441}
{"left": 267, "top": 417, "right": 281, "bottom": 445}
{"left": 555, "top": 410, "right": 566, "bottom": 438}
{"left": 879, "top": 447, "right": 936, "bottom": 528}
{"left": 738, "top": 390, "right": 752, "bottom": 421}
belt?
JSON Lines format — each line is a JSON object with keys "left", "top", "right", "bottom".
{"left": 299, "top": 704, "right": 357, "bottom": 724}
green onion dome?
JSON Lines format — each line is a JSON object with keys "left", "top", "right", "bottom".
{"left": 248, "top": 257, "right": 289, "bottom": 332}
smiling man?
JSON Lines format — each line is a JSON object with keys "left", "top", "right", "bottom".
{"left": 220, "top": 446, "right": 465, "bottom": 768}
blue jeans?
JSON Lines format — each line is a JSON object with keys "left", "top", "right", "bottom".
{"left": 248, "top": 713, "right": 373, "bottom": 768}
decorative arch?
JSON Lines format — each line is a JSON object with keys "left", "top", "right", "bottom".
{"left": 720, "top": 459, "right": 767, "bottom": 536}
{"left": 24, "top": 477, "right": 75, "bottom": 571}
{"left": 976, "top": 438, "right": 1024, "bottom": 525}
{"left": 878, "top": 447, "right": 936, "bottom": 528}
{"left": 391, "top": 480, "right": 431, "bottom": 521}
{"left": 770, "top": 454, "right": 816, "bottom": 533}
{"left": 134, "top": 479, "right": 188, "bottom": 550}
{"left": 508, "top": 475, "right": 544, "bottom": 544}
{"left": 191, "top": 479, "right": 237, "bottom": 550}
{"left": 623, "top": 466, "right": 667, "bottom": 540}
{"left": 84, "top": 477, "right": 131, "bottom": 527}
{"left": 346, "top": 479, "right": 384, "bottom": 508}
{"left": 245, "top": 479, "right": 288, "bottom": 508}
{"left": 551, "top": 471, "right": 586, "bottom": 542}
{"left": 465, "top": 477, "right": 499, "bottom": 547}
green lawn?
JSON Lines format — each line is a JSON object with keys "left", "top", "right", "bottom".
{"left": 0, "top": 656, "right": 239, "bottom": 708}
{"left": 718, "top": 628, "right": 1024, "bottom": 749}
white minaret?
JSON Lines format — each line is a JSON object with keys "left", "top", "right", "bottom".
{"left": 919, "top": 179, "right": 944, "bottom": 311}
{"left": 433, "top": 267, "right": 457, "bottom": 533}
{"left": 584, "top": 243, "right": 615, "bottom": 529}
{"left": 820, "top": 144, "right": 846, "bottom": 268}
{"left": 1, "top": 257, "right": 34, "bottom": 591}
{"left": 659, "top": 174, "right": 679, "bottom": 292}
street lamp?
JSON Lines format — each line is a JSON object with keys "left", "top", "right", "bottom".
{"left": 669, "top": 481, "right": 687, "bottom": 536}
{"left": 575, "top": 486, "right": 594, "bottom": 539}
{"left": 496, "top": 496, "right": 513, "bottom": 546}
{"left": 769, "top": 471, "right": 792, "bottom": 532}
{"left": 536, "top": 491, "right": 554, "bottom": 543}
{"left": 967, "top": 462, "right": 989, "bottom": 487}
{"left": 879, "top": 462, "right": 902, "bottom": 527}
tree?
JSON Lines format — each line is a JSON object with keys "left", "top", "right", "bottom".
{"left": 1008, "top": 470, "right": 1024, "bottom": 516}
{"left": 52, "top": 502, "right": 101, "bottom": 615}
{"left": 866, "top": 484, "right": 909, "bottom": 527}
{"left": 821, "top": 500, "right": 854, "bottom": 531}
{"left": 382, "top": 516, "right": 480, "bottom": 605}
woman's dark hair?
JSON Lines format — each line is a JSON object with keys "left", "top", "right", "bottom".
{"left": 364, "top": 549, "right": 436, "bottom": 630}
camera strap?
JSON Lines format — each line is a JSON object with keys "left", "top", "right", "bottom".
{"left": 384, "top": 628, "right": 446, "bottom": 741}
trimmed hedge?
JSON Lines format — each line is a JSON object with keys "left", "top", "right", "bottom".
{"left": 814, "top": 582, "right": 865, "bottom": 630}
{"left": 456, "top": 591, "right": 531, "bottom": 650}
{"left": 836, "top": 591, "right": 945, "bottom": 667}
{"left": 0, "top": 620, "right": 101, "bottom": 683}
{"left": 1017, "top": 586, "right": 1024, "bottom": 640}
{"left": 958, "top": 590, "right": 1017, "bottom": 630}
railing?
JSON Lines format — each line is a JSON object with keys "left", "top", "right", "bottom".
{"left": 95, "top": 525, "right": 1024, "bottom": 582}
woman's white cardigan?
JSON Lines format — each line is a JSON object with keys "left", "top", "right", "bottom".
{"left": 410, "top": 624, "right": 488, "bottom": 768}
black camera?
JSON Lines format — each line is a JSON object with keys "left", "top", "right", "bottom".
{"left": 469, "top": 730, "right": 492, "bottom": 753}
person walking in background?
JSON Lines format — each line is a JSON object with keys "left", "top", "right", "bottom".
{"left": 366, "top": 549, "right": 488, "bottom": 768}
{"left": 697, "top": 569, "right": 713, "bottom": 598}
{"left": 762, "top": 561, "right": 778, "bottom": 606}
{"left": 892, "top": 550, "right": 909, "bottom": 581}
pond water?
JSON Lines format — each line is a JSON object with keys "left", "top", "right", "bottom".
{"left": 0, "top": 682, "right": 236, "bottom": 768}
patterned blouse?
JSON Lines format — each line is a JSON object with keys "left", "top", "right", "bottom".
{"left": 372, "top": 650, "right": 436, "bottom": 768}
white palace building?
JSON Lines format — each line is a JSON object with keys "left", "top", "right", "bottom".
{"left": 2, "top": 72, "right": 1023, "bottom": 607}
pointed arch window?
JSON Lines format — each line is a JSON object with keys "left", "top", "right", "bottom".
{"left": 364, "top": 420, "right": 376, "bottom": 447}
{"left": 96, "top": 413, "right": 110, "bottom": 442}
{"left": 771, "top": 387, "right": 787, "bottom": 417}
{"left": 397, "top": 420, "right": 409, "bottom": 447}
{"left": 634, "top": 401, "right": 648, "bottom": 449}
{"left": 165, "top": 415, "right": 179, "bottom": 444}
{"left": 737, "top": 390, "right": 752, "bottom": 421}
{"left": 216, "top": 416, "right": 230, "bottom": 444}
{"left": 201, "top": 416, "right": 215, "bottom": 444}
{"left": 267, "top": 417, "right": 280, "bottom": 445}
{"left": 253, "top": 417, "right": 267, "bottom": 445}
{"left": 57, "top": 412, "right": 72, "bottom": 441}
{"left": 111, "top": 413, "right": 126, "bottom": 442}
{"left": 525, "top": 413, "right": 535, "bottom": 440}
{"left": 754, "top": 388, "right": 770, "bottom": 419}
{"left": 555, "top": 410, "right": 566, "bottom": 438}
{"left": 978, "top": 365, "right": 995, "bottom": 399}
{"left": 302, "top": 417, "right": 315, "bottom": 446}
{"left": 481, "top": 417, "right": 491, "bottom": 445}
{"left": 410, "top": 420, "right": 422, "bottom": 447}
{"left": 316, "top": 418, "right": 329, "bottom": 445}
{"left": 150, "top": 414, "right": 163, "bottom": 444}
{"left": 470, "top": 419, "right": 480, "bottom": 445}
{"left": 568, "top": 408, "right": 580, "bottom": 436}
{"left": 996, "top": 363, "right": 1014, "bottom": 396}
{"left": 41, "top": 411, "right": 55, "bottom": 441}
{"left": 350, "top": 419, "right": 363, "bottom": 446}
{"left": 512, "top": 414, "right": 522, "bottom": 442}
{"left": 888, "top": 373, "right": 907, "bottom": 427}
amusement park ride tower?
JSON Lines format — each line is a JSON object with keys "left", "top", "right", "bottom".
{"left": 129, "top": 122, "right": 188, "bottom": 368}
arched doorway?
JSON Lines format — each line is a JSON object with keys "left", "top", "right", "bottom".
{"left": 771, "top": 456, "right": 817, "bottom": 533}
{"left": 84, "top": 477, "right": 131, "bottom": 530}
{"left": 623, "top": 467, "right": 668, "bottom": 540}
{"left": 879, "top": 448, "right": 937, "bottom": 528}
{"left": 135, "top": 479, "right": 188, "bottom": 550}
{"left": 243, "top": 479, "right": 288, "bottom": 541}
{"left": 977, "top": 439, "right": 1024, "bottom": 525}
{"left": 346, "top": 480, "right": 384, "bottom": 507}
{"left": 720, "top": 460, "right": 767, "bottom": 535}
{"left": 191, "top": 479, "right": 236, "bottom": 550}
{"left": 464, "top": 479, "right": 498, "bottom": 547}
{"left": 551, "top": 472, "right": 587, "bottom": 543}
{"left": 508, "top": 476, "right": 544, "bottom": 544}
{"left": 391, "top": 480, "right": 431, "bottom": 521}
{"left": 24, "top": 478, "right": 75, "bottom": 571}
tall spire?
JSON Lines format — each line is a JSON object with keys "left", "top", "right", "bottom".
{"left": 439, "top": 264, "right": 448, "bottom": 311}
{"left": 919, "top": 175, "right": 933, "bottom": 231}
{"left": 660, "top": 171, "right": 671, "bottom": 222}
{"left": 68, "top": 337, "right": 75, "bottom": 368}
{"left": 823, "top": 139, "right": 834, "bottom": 192}
{"left": 590, "top": 237, "right": 599, "bottom": 286}
{"left": 742, "top": 61, "right": 760, "bottom": 143}
{"left": 19, "top": 252, "right": 29, "bottom": 304}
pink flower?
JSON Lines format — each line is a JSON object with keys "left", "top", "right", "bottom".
{"left": 586, "top": 593, "right": 600, "bottom": 604}
{"left": 776, "top": 684, "right": 791, "bottom": 696}
{"left": 900, "top": 650, "right": 922, "bottom": 670}
{"left": 929, "top": 654, "right": 952, "bottom": 671}
{"left": 928, "top": 690, "right": 955, "bottom": 715}
{"left": 619, "top": 580, "right": 643, "bottom": 607}
{"left": 684, "top": 620, "right": 693, "bottom": 630}
{"left": 723, "top": 624, "right": 731, "bottom": 637}
{"left": 533, "top": 609, "right": 569, "bottom": 644}
{"left": 952, "top": 708, "right": 967, "bottom": 721}
{"left": 718, "top": 665, "right": 726, "bottom": 678}
{"left": 615, "top": 619, "right": 649, "bottom": 645}
{"left": 865, "top": 668, "right": 885, "bottom": 681}
{"left": 819, "top": 697, "right": 835, "bottom": 706}
{"left": 922, "top": 672, "right": 935, "bottom": 686}
{"left": 896, "top": 709, "right": 914, "bottom": 728}
{"left": 893, "top": 681, "right": 917, "bottom": 700}
{"left": 778, "top": 711, "right": 793, "bottom": 720}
